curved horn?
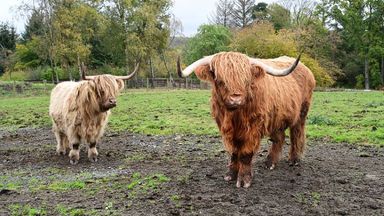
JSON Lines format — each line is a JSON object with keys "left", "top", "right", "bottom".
{"left": 81, "top": 62, "right": 93, "bottom": 80}
{"left": 177, "top": 55, "right": 214, "bottom": 77}
{"left": 249, "top": 54, "right": 301, "bottom": 76}
{"left": 114, "top": 62, "right": 140, "bottom": 80}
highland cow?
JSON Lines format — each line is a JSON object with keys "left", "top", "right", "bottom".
{"left": 177, "top": 52, "right": 316, "bottom": 188}
{"left": 49, "top": 64, "right": 139, "bottom": 164}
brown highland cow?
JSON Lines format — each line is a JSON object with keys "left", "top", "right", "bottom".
{"left": 49, "top": 64, "right": 139, "bottom": 164}
{"left": 177, "top": 52, "right": 316, "bottom": 188}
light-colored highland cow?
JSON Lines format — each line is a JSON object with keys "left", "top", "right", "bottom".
{"left": 177, "top": 52, "right": 316, "bottom": 188}
{"left": 49, "top": 64, "right": 139, "bottom": 164}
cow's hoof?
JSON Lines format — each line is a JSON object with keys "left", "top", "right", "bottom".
{"left": 69, "top": 150, "right": 79, "bottom": 165}
{"left": 88, "top": 149, "right": 98, "bottom": 163}
{"left": 265, "top": 155, "right": 276, "bottom": 170}
{"left": 70, "top": 159, "right": 78, "bottom": 165}
{"left": 236, "top": 180, "right": 242, "bottom": 188}
{"left": 236, "top": 172, "right": 252, "bottom": 188}
{"left": 289, "top": 158, "right": 300, "bottom": 166}
{"left": 56, "top": 150, "right": 66, "bottom": 156}
{"left": 236, "top": 177, "right": 252, "bottom": 188}
{"left": 224, "top": 170, "right": 238, "bottom": 181}
{"left": 243, "top": 182, "right": 251, "bottom": 188}
{"left": 224, "top": 175, "right": 234, "bottom": 181}
{"left": 89, "top": 156, "right": 98, "bottom": 162}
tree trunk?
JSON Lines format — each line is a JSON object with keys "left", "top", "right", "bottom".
{"left": 49, "top": 54, "right": 58, "bottom": 84}
{"left": 149, "top": 57, "right": 155, "bottom": 88}
{"left": 77, "top": 55, "right": 82, "bottom": 80}
{"left": 66, "top": 63, "right": 73, "bottom": 81}
{"left": 160, "top": 52, "right": 174, "bottom": 86}
{"left": 364, "top": 57, "right": 369, "bottom": 90}
{"left": 381, "top": 56, "right": 384, "bottom": 86}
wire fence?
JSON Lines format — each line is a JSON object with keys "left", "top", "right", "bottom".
{"left": 0, "top": 78, "right": 210, "bottom": 96}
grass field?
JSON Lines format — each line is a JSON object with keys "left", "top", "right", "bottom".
{"left": 0, "top": 89, "right": 383, "bottom": 145}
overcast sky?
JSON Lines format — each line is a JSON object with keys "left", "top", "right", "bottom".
{"left": 0, "top": 0, "right": 277, "bottom": 36}
{"left": 172, "top": 0, "right": 277, "bottom": 36}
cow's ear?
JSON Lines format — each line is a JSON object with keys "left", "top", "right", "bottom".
{"left": 195, "top": 65, "right": 215, "bottom": 82}
{"left": 251, "top": 65, "right": 266, "bottom": 80}
{"left": 116, "top": 79, "right": 125, "bottom": 90}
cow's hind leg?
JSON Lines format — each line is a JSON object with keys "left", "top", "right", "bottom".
{"left": 289, "top": 102, "right": 310, "bottom": 166}
{"left": 88, "top": 142, "right": 98, "bottom": 162}
{"left": 224, "top": 153, "right": 238, "bottom": 181}
{"left": 265, "top": 129, "right": 285, "bottom": 170}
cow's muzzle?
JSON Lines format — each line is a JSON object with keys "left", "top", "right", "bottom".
{"left": 101, "top": 98, "right": 117, "bottom": 112}
{"left": 225, "top": 94, "right": 244, "bottom": 110}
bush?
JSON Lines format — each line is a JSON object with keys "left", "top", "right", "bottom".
{"left": 230, "top": 23, "right": 334, "bottom": 87}
{"left": 184, "top": 25, "right": 232, "bottom": 64}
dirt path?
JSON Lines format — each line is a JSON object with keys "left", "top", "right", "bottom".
{"left": 0, "top": 128, "right": 383, "bottom": 215}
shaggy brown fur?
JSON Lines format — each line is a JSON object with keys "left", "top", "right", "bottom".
{"left": 194, "top": 52, "right": 316, "bottom": 188}
{"left": 49, "top": 75, "right": 124, "bottom": 164}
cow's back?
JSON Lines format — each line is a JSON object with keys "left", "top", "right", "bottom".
{"left": 49, "top": 81, "right": 80, "bottom": 117}
{"left": 256, "top": 56, "right": 316, "bottom": 131}
{"left": 261, "top": 56, "right": 316, "bottom": 90}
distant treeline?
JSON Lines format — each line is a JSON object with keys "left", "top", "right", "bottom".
{"left": 0, "top": 0, "right": 383, "bottom": 89}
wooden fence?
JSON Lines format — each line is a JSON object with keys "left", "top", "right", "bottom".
{"left": 0, "top": 78, "right": 210, "bottom": 96}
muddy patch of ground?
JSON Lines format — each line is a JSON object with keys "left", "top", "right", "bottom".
{"left": 0, "top": 128, "right": 383, "bottom": 215}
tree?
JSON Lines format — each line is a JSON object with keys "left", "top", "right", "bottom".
{"left": 278, "top": 0, "right": 318, "bottom": 27}
{"left": 319, "top": 0, "right": 384, "bottom": 89}
{"left": 252, "top": 2, "right": 268, "bottom": 22}
{"left": 184, "top": 25, "right": 232, "bottom": 64}
{"left": 230, "top": 22, "right": 334, "bottom": 86}
{"left": 34, "top": 0, "right": 60, "bottom": 83}
{"left": 0, "top": 22, "right": 17, "bottom": 76}
{"left": 101, "top": 0, "right": 171, "bottom": 76}
{"left": 231, "top": 0, "right": 255, "bottom": 28}
{"left": 22, "top": 10, "right": 45, "bottom": 42}
{"left": 0, "top": 22, "right": 17, "bottom": 51}
{"left": 267, "top": 3, "right": 291, "bottom": 30}
{"left": 210, "top": 0, "right": 234, "bottom": 27}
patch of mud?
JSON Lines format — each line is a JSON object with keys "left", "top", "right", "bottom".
{"left": 0, "top": 128, "right": 383, "bottom": 215}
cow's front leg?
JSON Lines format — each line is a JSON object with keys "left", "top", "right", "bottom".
{"left": 69, "top": 142, "right": 80, "bottom": 165}
{"left": 236, "top": 152, "right": 254, "bottom": 188}
{"left": 88, "top": 142, "right": 98, "bottom": 162}
{"left": 224, "top": 153, "right": 238, "bottom": 181}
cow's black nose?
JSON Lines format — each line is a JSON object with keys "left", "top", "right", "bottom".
{"left": 109, "top": 98, "right": 116, "bottom": 105}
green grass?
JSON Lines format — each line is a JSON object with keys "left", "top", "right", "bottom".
{"left": 42, "top": 180, "right": 86, "bottom": 191}
{"left": 9, "top": 204, "right": 47, "bottom": 216}
{"left": 55, "top": 204, "right": 96, "bottom": 216}
{"left": 306, "top": 91, "right": 384, "bottom": 145}
{"left": 127, "top": 172, "right": 170, "bottom": 191}
{"left": 110, "top": 90, "right": 215, "bottom": 134}
{"left": 0, "top": 89, "right": 383, "bottom": 145}
{"left": 0, "top": 175, "right": 22, "bottom": 191}
{"left": 0, "top": 95, "right": 50, "bottom": 130}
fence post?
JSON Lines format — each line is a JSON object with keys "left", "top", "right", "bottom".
{"left": 146, "top": 78, "right": 149, "bottom": 89}
{"left": 185, "top": 78, "right": 188, "bottom": 89}
{"left": 13, "top": 81, "right": 16, "bottom": 95}
{"left": 44, "top": 80, "right": 47, "bottom": 93}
